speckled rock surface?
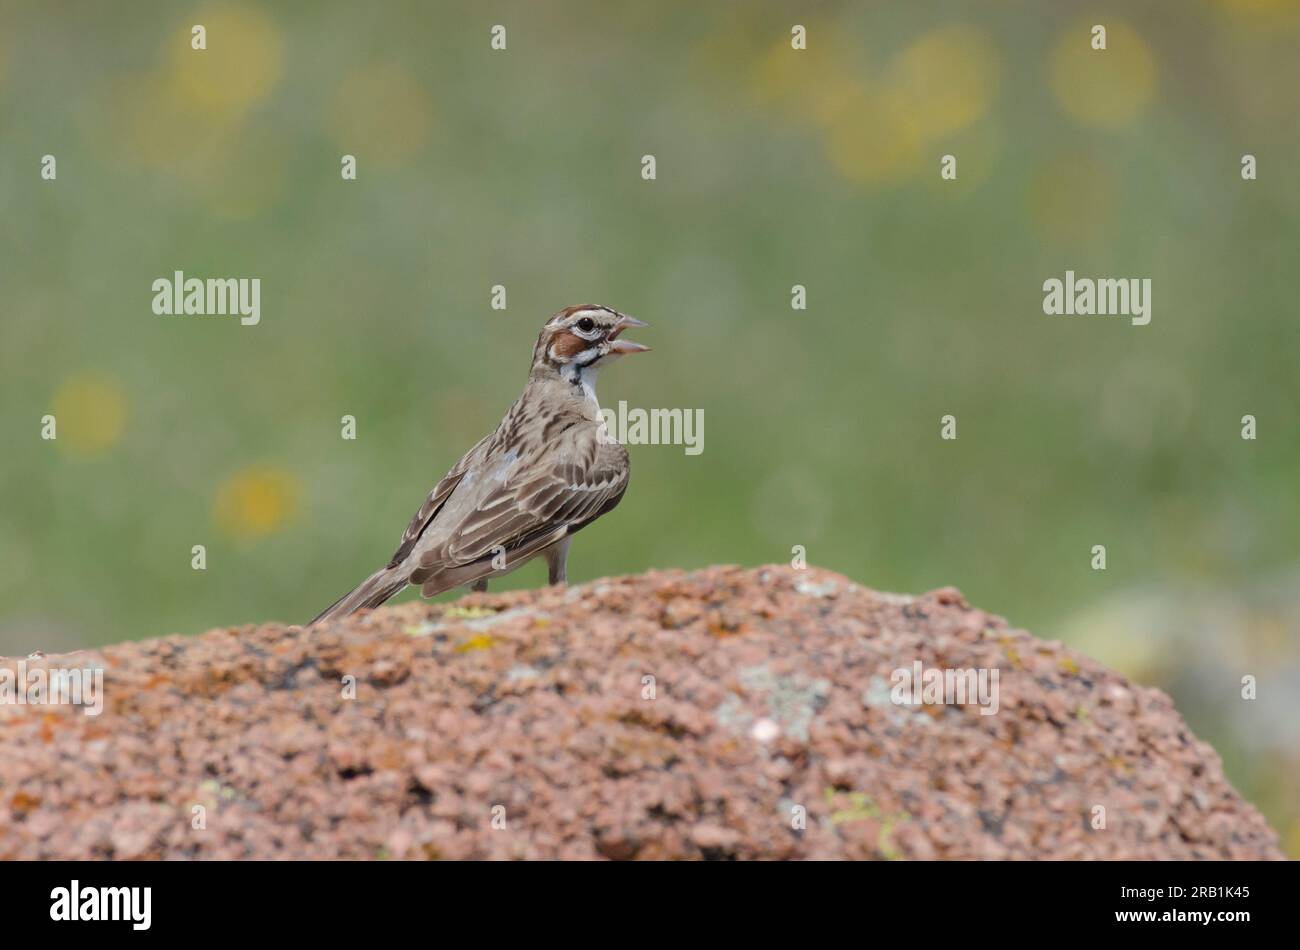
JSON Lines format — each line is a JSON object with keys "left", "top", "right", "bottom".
{"left": 0, "top": 565, "right": 1283, "bottom": 859}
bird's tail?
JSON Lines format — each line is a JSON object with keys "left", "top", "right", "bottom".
{"left": 309, "top": 564, "right": 408, "bottom": 626}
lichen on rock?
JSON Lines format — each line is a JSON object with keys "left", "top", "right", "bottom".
{"left": 0, "top": 565, "right": 1283, "bottom": 860}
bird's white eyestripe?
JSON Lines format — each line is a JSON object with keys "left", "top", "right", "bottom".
{"left": 548, "top": 306, "right": 619, "bottom": 332}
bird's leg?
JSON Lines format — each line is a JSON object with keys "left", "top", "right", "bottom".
{"left": 470, "top": 578, "right": 488, "bottom": 593}
{"left": 544, "top": 536, "right": 571, "bottom": 585}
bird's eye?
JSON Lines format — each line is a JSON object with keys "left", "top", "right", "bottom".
{"left": 576, "top": 317, "right": 596, "bottom": 333}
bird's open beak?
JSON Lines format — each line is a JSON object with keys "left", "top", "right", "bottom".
{"left": 608, "top": 315, "right": 650, "bottom": 354}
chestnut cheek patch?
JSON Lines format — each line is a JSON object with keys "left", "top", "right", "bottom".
{"left": 550, "top": 330, "right": 589, "bottom": 360}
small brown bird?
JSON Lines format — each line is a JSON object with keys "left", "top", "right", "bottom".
{"left": 310, "top": 305, "right": 649, "bottom": 625}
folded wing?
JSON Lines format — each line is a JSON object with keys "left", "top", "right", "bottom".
{"left": 406, "top": 429, "right": 628, "bottom": 594}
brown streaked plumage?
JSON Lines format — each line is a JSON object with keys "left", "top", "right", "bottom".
{"left": 309, "top": 305, "right": 649, "bottom": 625}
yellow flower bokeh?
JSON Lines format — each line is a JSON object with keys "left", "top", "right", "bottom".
{"left": 1028, "top": 153, "right": 1117, "bottom": 244}
{"left": 750, "top": 24, "right": 866, "bottom": 126}
{"left": 213, "top": 466, "right": 302, "bottom": 539}
{"left": 749, "top": 22, "right": 1000, "bottom": 187}
{"left": 200, "top": 124, "right": 292, "bottom": 220}
{"left": 821, "top": 25, "right": 999, "bottom": 186}
{"left": 1050, "top": 20, "right": 1157, "bottom": 128}
{"left": 96, "top": 2, "right": 283, "bottom": 200}
{"left": 888, "top": 25, "right": 1000, "bottom": 142}
{"left": 823, "top": 85, "right": 925, "bottom": 185}
{"left": 166, "top": 4, "right": 283, "bottom": 120}
{"left": 922, "top": 119, "right": 1002, "bottom": 198}
{"left": 50, "top": 373, "right": 128, "bottom": 458}
{"left": 329, "top": 62, "right": 433, "bottom": 168}
{"left": 1216, "top": 0, "right": 1300, "bottom": 15}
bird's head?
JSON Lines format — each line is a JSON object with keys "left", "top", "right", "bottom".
{"left": 531, "top": 305, "right": 650, "bottom": 380}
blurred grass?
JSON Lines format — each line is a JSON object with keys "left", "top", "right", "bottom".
{"left": 1, "top": 0, "right": 1297, "bottom": 852}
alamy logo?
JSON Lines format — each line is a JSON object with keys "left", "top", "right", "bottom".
{"left": 151, "top": 271, "right": 261, "bottom": 325}
{"left": 890, "top": 661, "right": 1000, "bottom": 716}
{"left": 597, "top": 400, "right": 704, "bottom": 456}
{"left": 0, "top": 661, "right": 103, "bottom": 716}
{"left": 50, "top": 880, "right": 151, "bottom": 930}
{"left": 1042, "top": 270, "right": 1151, "bottom": 326}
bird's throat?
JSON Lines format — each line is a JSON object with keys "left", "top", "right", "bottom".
{"left": 560, "top": 361, "right": 601, "bottom": 412}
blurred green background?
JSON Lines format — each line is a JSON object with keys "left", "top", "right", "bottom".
{"left": 1, "top": 1, "right": 1297, "bottom": 853}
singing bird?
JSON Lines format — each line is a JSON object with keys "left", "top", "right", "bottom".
{"left": 309, "top": 305, "right": 649, "bottom": 625}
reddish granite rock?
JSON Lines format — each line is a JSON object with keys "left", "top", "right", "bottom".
{"left": 0, "top": 566, "right": 1283, "bottom": 859}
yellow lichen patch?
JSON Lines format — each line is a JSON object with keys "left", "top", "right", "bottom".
{"left": 999, "top": 636, "right": 1023, "bottom": 669}
{"left": 443, "top": 606, "right": 498, "bottom": 620}
{"left": 454, "top": 634, "right": 496, "bottom": 654}
{"left": 1058, "top": 655, "right": 1080, "bottom": 675}
{"left": 50, "top": 373, "right": 128, "bottom": 458}
{"left": 212, "top": 466, "right": 302, "bottom": 539}
{"left": 823, "top": 788, "right": 911, "bottom": 858}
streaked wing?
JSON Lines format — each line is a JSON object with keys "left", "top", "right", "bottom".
{"left": 386, "top": 433, "right": 492, "bottom": 568}
{"left": 409, "top": 429, "right": 628, "bottom": 590}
